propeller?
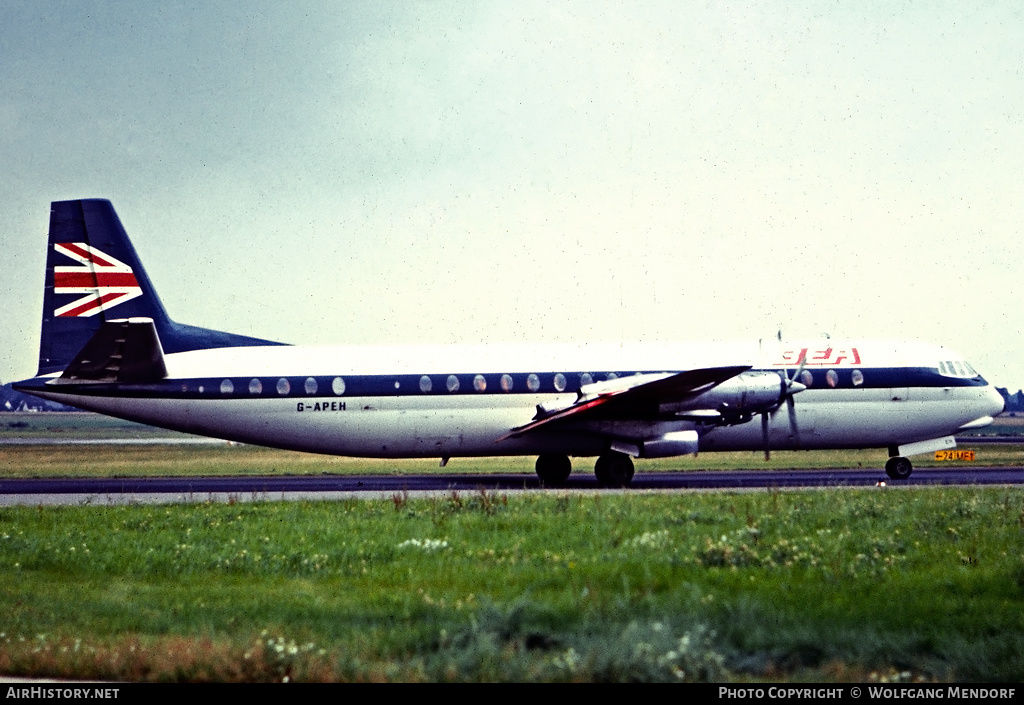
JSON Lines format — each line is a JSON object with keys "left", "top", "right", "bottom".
{"left": 762, "top": 353, "right": 808, "bottom": 460}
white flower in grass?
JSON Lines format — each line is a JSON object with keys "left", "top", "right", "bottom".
{"left": 625, "top": 529, "right": 670, "bottom": 549}
{"left": 397, "top": 538, "right": 449, "bottom": 552}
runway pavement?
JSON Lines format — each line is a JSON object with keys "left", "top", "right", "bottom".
{"left": 1, "top": 466, "right": 1021, "bottom": 506}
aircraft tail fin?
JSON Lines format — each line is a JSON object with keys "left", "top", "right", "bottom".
{"left": 38, "top": 199, "right": 283, "bottom": 376}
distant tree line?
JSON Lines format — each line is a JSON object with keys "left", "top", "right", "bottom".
{"left": 0, "top": 382, "right": 77, "bottom": 412}
{"left": 996, "top": 388, "right": 1024, "bottom": 415}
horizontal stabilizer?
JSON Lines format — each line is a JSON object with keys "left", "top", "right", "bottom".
{"left": 59, "top": 318, "right": 167, "bottom": 384}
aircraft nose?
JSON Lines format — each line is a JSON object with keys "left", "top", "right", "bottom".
{"left": 986, "top": 385, "right": 1007, "bottom": 416}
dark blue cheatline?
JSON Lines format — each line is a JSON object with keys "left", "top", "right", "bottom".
{"left": 13, "top": 367, "right": 988, "bottom": 401}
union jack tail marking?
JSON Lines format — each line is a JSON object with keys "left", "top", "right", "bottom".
{"left": 53, "top": 242, "right": 142, "bottom": 317}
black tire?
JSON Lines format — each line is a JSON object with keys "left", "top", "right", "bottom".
{"left": 594, "top": 452, "right": 635, "bottom": 488}
{"left": 535, "top": 454, "right": 572, "bottom": 486}
{"left": 885, "top": 456, "right": 913, "bottom": 480}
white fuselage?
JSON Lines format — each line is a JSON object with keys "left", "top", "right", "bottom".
{"left": 26, "top": 340, "right": 1005, "bottom": 459}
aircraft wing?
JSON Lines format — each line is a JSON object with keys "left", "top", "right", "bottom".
{"left": 502, "top": 365, "right": 751, "bottom": 439}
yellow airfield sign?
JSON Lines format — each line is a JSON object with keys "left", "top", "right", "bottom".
{"left": 934, "top": 450, "right": 976, "bottom": 462}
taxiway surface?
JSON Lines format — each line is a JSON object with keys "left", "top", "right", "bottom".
{"left": 1, "top": 466, "right": 1021, "bottom": 506}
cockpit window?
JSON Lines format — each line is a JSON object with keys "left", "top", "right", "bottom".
{"left": 938, "top": 360, "right": 978, "bottom": 378}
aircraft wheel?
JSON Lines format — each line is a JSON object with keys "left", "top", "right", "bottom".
{"left": 535, "top": 454, "right": 572, "bottom": 486}
{"left": 594, "top": 452, "right": 635, "bottom": 488}
{"left": 885, "top": 456, "right": 913, "bottom": 480}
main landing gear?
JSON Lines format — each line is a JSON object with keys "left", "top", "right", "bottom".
{"left": 594, "top": 451, "right": 635, "bottom": 488}
{"left": 535, "top": 454, "right": 572, "bottom": 486}
{"left": 534, "top": 451, "right": 636, "bottom": 488}
{"left": 885, "top": 455, "right": 913, "bottom": 480}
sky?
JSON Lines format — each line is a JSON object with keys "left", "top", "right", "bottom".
{"left": 1, "top": 1, "right": 1022, "bottom": 387}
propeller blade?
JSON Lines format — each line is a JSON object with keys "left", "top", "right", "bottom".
{"left": 781, "top": 354, "right": 808, "bottom": 449}
{"left": 762, "top": 411, "right": 771, "bottom": 461}
{"left": 787, "top": 394, "right": 800, "bottom": 448}
{"left": 789, "top": 351, "right": 809, "bottom": 388}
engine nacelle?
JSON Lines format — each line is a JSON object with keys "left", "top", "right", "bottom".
{"left": 641, "top": 430, "right": 700, "bottom": 458}
{"left": 661, "top": 370, "right": 799, "bottom": 422}
{"left": 610, "top": 430, "right": 700, "bottom": 458}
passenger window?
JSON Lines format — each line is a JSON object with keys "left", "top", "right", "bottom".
{"left": 249, "top": 378, "right": 263, "bottom": 395}
{"left": 500, "top": 374, "right": 513, "bottom": 392}
{"left": 553, "top": 373, "right": 567, "bottom": 392}
{"left": 447, "top": 375, "right": 460, "bottom": 393}
{"left": 580, "top": 372, "right": 593, "bottom": 386}
{"left": 826, "top": 370, "right": 839, "bottom": 388}
{"left": 474, "top": 374, "right": 487, "bottom": 392}
{"left": 220, "top": 379, "right": 234, "bottom": 395}
{"left": 851, "top": 369, "right": 864, "bottom": 386}
{"left": 277, "top": 378, "right": 290, "bottom": 395}
{"left": 304, "top": 377, "right": 318, "bottom": 395}
{"left": 527, "top": 374, "right": 540, "bottom": 392}
{"left": 420, "top": 375, "right": 432, "bottom": 393}
{"left": 332, "top": 377, "right": 346, "bottom": 395}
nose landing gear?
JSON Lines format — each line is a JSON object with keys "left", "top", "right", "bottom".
{"left": 885, "top": 455, "right": 913, "bottom": 480}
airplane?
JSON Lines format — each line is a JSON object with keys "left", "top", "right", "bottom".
{"left": 14, "top": 199, "right": 1006, "bottom": 486}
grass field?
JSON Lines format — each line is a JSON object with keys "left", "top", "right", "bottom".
{"left": 1, "top": 488, "right": 1022, "bottom": 682}
{"left": 0, "top": 412, "right": 180, "bottom": 440}
{"left": 2, "top": 413, "right": 1023, "bottom": 682}
{"left": 6, "top": 443, "right": 1024, "bottom": 480}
